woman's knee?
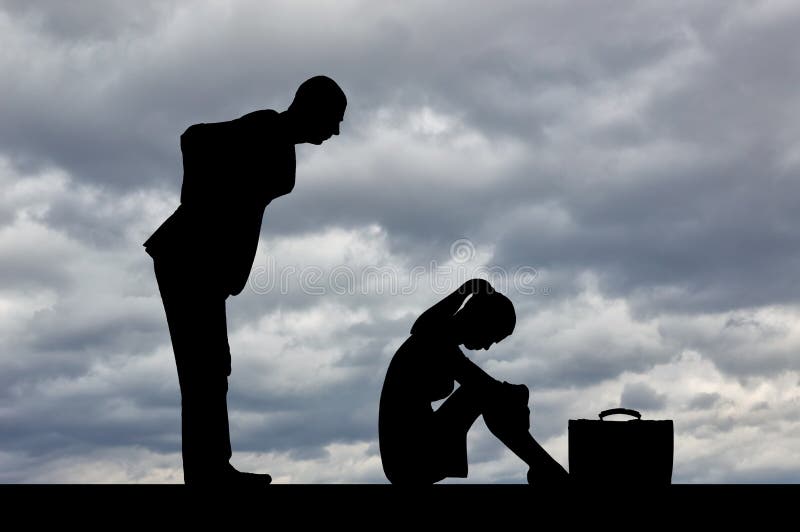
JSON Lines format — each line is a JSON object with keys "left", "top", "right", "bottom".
{"left": 482, "top": 382, "right": 531, "bottom": 435}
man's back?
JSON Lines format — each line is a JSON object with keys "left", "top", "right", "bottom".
{"left": 144, "top": 109, "right": 295, "bottom": 296}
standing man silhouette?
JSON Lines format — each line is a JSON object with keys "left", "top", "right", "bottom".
{"left": 144, "top": 76, "right": 347, "bottom": 485}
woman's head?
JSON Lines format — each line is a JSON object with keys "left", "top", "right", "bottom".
{"left": 453, "top": 292, "right": 516, "bottom": 350}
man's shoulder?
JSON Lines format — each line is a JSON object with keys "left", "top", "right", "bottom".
{"left": 237, "top": 109, "right": 280, "bottom": 128}
{"left": 180, "top": 109, "right": 286, "bottom": 153}
{"left": 182, "top": 109, "right": 279, "bottom": 135}
{"left": 238, "top": 109, "right": 289, "bottom": 144}
{"left": 240, "top": 108, "right": 279, "bottom": 119}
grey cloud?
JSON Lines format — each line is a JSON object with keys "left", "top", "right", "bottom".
{"left": 658, "top": 311, "right": 800, "bottom": 378}
{"left": 0, "top": 1, "right": 729, "bottom": 195}
{"left": 1, "top": 0, "right": 170, "bottom": 41}
{"left": 620, "top": 382, "right": 667, "bottom": 412}
{"left": 490, "top": 297, "right": 674, "bottom": 390}
{"left": 222, "top": 373, "right": 383, "bottom": 458}
{"left": 0, "top": 372, "right": 181, "bottom": 457}
{"left": 40, "top": 190, "right": 148, "bottom": 250}
{"left": 688, "top": 392, "right": 721, "bottom": 410}
{"left": 721, "top": 466, "right": 800, "bottom": 484}
{"left": 6, "top": 0, "right": 798, "bottom": 323}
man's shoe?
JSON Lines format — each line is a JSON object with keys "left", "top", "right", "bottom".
{"left": 186, "top": 464, "right": 272, "bottom": 487}
{"left": 224, "top": 469, "right": 272, "bottom": 487}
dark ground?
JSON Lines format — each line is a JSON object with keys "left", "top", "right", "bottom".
{"left": 1, "top": 484, "right": 795, "bottom": 527}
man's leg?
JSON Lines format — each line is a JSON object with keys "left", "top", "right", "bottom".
{"left": 154, "top": 257, "right": 233, "bottom": 483}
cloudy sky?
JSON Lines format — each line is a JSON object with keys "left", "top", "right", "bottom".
{"left": 2, "top": 0, "right": 799, "bottom": 483}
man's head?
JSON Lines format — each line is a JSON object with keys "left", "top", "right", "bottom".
{"left": 453, "top": 292, "right": 516, "bottom": 350}
{"left": 287, "top": 75, "right": 347, "bottom": 145}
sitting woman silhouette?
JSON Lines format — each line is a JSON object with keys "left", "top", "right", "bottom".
{"left": 378, "top": 278, "right": 569, "bottom": 485}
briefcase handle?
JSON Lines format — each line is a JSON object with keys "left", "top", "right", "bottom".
{"left": 599, "top": 408, "right": 641, "bottom": 420}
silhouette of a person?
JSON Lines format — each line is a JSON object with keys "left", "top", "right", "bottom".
{"left": 144, "top": 76, "right": 347, "bottom": 485}
{"left": 379, "top": 279, "right": 569, "bottom": 485}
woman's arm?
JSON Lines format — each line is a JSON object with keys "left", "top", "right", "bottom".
{"left": 450, "top": 349, "right": 498, "bottom": 390}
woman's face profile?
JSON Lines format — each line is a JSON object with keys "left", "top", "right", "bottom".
{"left": 455, "top": 295, "right": 514, "bottom": 350}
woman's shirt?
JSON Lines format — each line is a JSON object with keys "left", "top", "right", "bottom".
{"left": 378, "top": 330, "right": 467, "bottom": 478}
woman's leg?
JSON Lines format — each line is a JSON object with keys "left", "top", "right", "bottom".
{"left": 432, "top": 384, "right": 485, "bottom": 479}
{"left": 481, "top": 383, "right": 569, "bottom": 484}
{"left": 435, "top": 379, "right": 568, "bottom": 483}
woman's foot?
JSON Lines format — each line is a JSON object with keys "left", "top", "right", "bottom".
{"left": 527, "top": 462, "right": 570, "bottom": 486}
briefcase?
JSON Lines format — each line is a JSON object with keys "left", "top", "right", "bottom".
{"left": 568, "top": 408, "right": 673, "bottom": 485}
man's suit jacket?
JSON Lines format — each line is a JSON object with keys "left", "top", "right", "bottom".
{"left": 144, "top": 109, "right": 295, "bottom": 296}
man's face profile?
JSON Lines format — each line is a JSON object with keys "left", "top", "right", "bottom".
{"left": 309, "top": 107, "right": 345, "bottom": 145}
